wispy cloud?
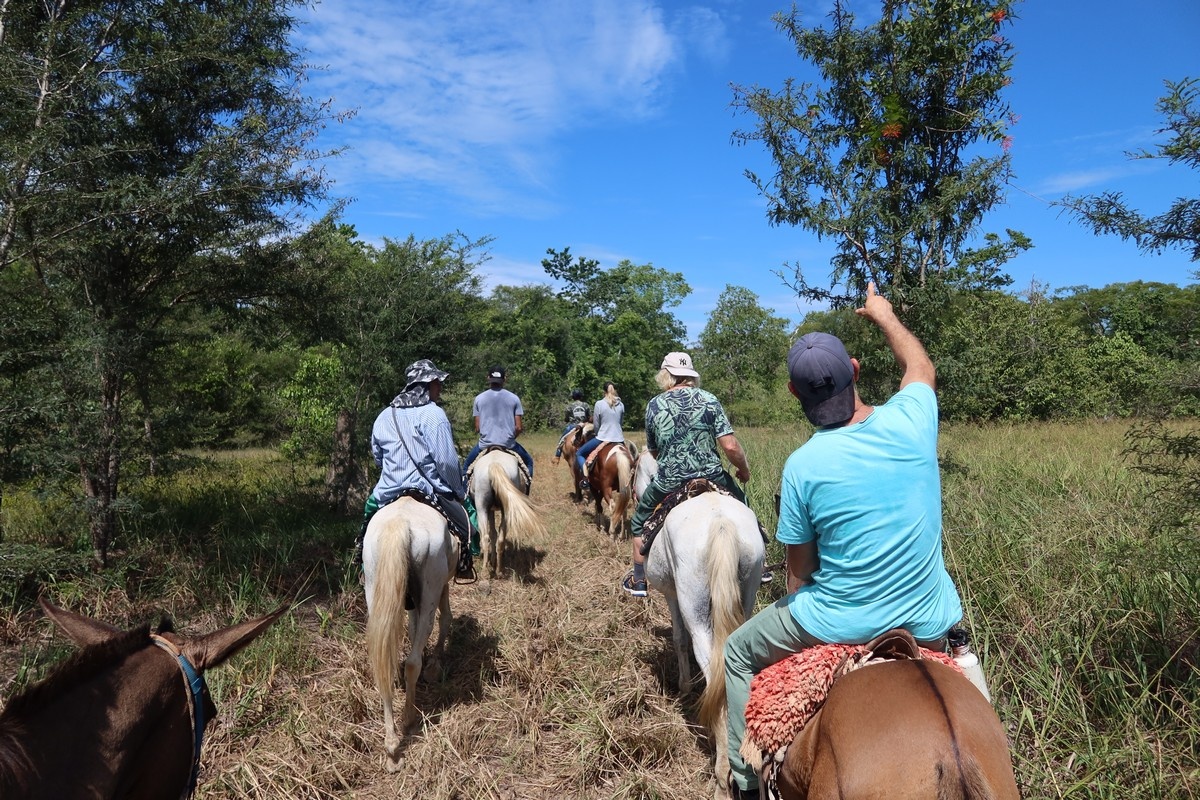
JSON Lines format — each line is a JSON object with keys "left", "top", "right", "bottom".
{"left": 296, "top": 1, "right": 730, "bottom": 215}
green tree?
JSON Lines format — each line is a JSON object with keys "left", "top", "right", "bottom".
{"left": 0, "top": 0, "right": 333, "bottom": 563}
{"left": 696, "top": 285, "right": 790, "bottom": 392}
{"left": 286, "top": 227, "right": 488, "bottom": 512}
{"left": 1057, "top": 78, "right": 1200, "bottom": 263}
{"left": 541, "top": 249, "right": 691, "bottom": 417}
{"left": 1053, "top": 281, "right": 1200, "bottom": 363}
{"left": 733, "top": 0, "right": 1026, "bottom": 320}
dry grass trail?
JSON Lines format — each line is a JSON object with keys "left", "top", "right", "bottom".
{"left": 201, "top": 435, "right": 720, "bottom": 799}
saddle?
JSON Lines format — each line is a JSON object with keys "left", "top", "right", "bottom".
{"left": 465, "top": 445, "right": 532, "bottom": 490}
{"left": 740, "top": 629, "right": 962, "bottom": 796}
{"left": 638, "top": 478, "right": 732, "bottom": 556}
{"left": 383, "top": 489, "right": 471, "bottom": 607}
{"left": 583, "top": 440, "right": 629, "bottom": 480}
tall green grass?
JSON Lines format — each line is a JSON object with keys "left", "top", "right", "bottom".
{"left": 1, "top": 422, "right": 1196, "bottom": 797}
{"left": 739, "top": 421, "right": 1199, "bottom": 797}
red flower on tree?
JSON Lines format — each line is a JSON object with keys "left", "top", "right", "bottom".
{"left": 881, "top": 122, "right": 902, "bottom": 139}
{"left": 991, "top": 8, "right": 1007, "bottom": 23}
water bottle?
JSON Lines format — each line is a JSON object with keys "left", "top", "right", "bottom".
{"left": 947, "top": 627, "right": 992, "bottom": 703}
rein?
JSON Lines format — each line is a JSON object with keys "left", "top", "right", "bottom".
{"left": 150, "top": 634, "right": 206, "bottom": 799}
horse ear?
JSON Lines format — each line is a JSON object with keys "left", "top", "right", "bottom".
{"left": 183, "top": 605, "right": 289, "bottom": 670}
{"left": 39, "top": 598, "right": 123, "bottom": 647}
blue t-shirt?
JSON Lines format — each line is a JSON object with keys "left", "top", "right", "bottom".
{"left": 778, "top": 382, "right": 962, "bottom": 643}
{"left": 473, "top": 387, "right": 524, "bottom": 448}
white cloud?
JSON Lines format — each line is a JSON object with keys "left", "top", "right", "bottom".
{"left": 296, "top": 0, "right": 694, "bottom": 214}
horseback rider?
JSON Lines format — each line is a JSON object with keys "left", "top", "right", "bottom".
{"left": 575, "top": 381, "right": 625, "bottom": 489}
{"left": 620, "top": 352, "right": 752, "bottom": 598}
{"left": 357, "top": 358, "right": 475, "bottom": 578}
{"left": 722, "top": 283, "right": 966, "bottom": 800}
{"left": 461, "top": 365, "right": 535, "bottom": 489}
{"left": 553, "top": 388, "right": 592, "bottom": 461}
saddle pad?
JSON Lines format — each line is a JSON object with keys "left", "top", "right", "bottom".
{"left": 465, "top": 446, "right": 532, "bottom": 490}
{"left": 638, "top": 478, "right": 732, "bottom": 556}
{"left": 740, "top": 642, "right": 962, "bottom": 769}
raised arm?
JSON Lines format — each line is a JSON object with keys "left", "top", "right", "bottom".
{"left": 854, "top": 281, "right": 935, "bottom": 390}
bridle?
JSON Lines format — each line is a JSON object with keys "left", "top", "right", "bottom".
{"left": 150, "top": 634, "right": 207, "bottom": 799}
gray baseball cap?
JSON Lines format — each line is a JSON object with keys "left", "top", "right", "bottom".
{"left": 787, "top": 333, "right": 855, "bottom": 426}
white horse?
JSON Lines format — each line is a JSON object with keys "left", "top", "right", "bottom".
{"left": 470, "top": 448, "right": 547, "bottom": 579}
{"left": 636, "top": 452, "right": 765, "bottom": 796}
{"left": 363, "top": 497, "right": 457, "bottom": 772}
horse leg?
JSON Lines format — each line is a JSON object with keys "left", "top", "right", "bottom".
{"left": 479, "top": 502, "right": 495, "bottom": 579}
{"left": 433, "top": 581, "right": 451, "bottom": 662}
{"left": 665, "top": 593, "right": 693, "bottom": 693}
{"left": 380, "top": 690, "right": 403, "bottom": 771}
{"left": 495, "top": 511, "right": 507, "bottom": 575}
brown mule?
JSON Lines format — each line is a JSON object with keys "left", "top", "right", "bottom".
{"left": 0, "top": 599, "right": 286, "bottom": 800}
{"left": 776, "top": 658, "right": 1019, "bottom": 799}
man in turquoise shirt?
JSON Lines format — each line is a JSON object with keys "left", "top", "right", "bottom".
{"left": 722, "top": 282, "right": 964, "bottom": 800}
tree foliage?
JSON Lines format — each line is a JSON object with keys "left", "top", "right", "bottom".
{"left": 733, "top": 0, "right": 1026, "bottom": 318}
{"left": 0, "top": 0, "right": 333, "bottom": 562}
{"left": 1058, "top": 78, "right": 1200, "bottom": 263}
{"left": 535, "top": 248, "right": 691, "bottom": 420}
{"left": 696, "top": 284, "right": 791, "bottom": 391}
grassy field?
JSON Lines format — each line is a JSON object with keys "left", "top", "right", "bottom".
{"left": 1, "top": 422, "right": 1197, "bottom": 798}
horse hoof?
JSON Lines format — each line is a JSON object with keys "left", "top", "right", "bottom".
{"left": 384, "top": 755, "right": 403, "bottom": 774}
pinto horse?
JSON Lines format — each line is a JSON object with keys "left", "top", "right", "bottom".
{"left": 363, "top": 496, "right": 458, "bottom": 771}
{"left": 585, "top": 440, "right": 638, "bottom": 538}
{"left": 775, "top": 657, "right": 1019, "bottom": 798}
{"left": 470, "top": 448, "right": 547, "bottom": 579}
{"left": 636, "top": 452, "right": 765, "bottom": 796}
{"left": 0, "top": 599, "right": 285, "bottom": 800}
{"left": 559, "top": 422, "right": 593, "bottom": 500}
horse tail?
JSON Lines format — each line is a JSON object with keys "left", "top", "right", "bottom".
{"left": 488, "top": 460, "right": 548, "bottom": 542}
{"left": 612, "top": 447, "right": 634, "bottom": 531}
{"left": 939, "top": 753, "right": 1004, "bottom": 800}
{"left": 699, "top": 514, "right": 746, "bottom": 734}
{"left": 366, "top": 511, "right": 411, "bottom": 711}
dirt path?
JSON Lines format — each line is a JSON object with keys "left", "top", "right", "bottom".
{"left": 200, "top": 440, "right": 721, "bottom": 799}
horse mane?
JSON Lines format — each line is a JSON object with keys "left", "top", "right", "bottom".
{"left": 0, "top": 622, "right": 155, "bottom": 792}
{"left": 1, "top": 623, "right": 153, "bottom": 719}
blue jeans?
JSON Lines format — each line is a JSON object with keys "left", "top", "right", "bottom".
{"left": 463, "top": 442, "right": 534, "bottom": 481}
{"left": 575, "top": 436, "right": 603, "bottom": 474}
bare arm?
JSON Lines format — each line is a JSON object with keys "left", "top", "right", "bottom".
{"left": 514, "top": 414, "right": 524, "bottom": 437}
{"left": 785, "top": 541, "right": 818, "bottom": 594}
{"left": 855, "top": 281, "right": 935, "bottom": 390}
{"left": 717, "top": 433, "right": 750, "bottom": 482}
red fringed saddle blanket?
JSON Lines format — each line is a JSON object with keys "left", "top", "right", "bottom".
{"left": 739, "top": 631, "right": 962, "bottom": 785}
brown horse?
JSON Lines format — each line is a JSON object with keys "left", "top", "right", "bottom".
{"left": 585, "top": 440, "right": 638, "bottom": 538}
{"left": 559, "top": 422, "right": 593, "bottom": 500}
{"left": 775, "top": 658, "right": 1019, "bottom": 799}
{"left": 0, "top": 598, "right": 286, "bottom": 800}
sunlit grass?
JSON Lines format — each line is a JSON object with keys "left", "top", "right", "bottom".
{"left": 1, "top": 423, "right": 1197, "bottom": 797}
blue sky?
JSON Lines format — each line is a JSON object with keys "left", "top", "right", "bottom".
{"left": 294, "top": 0, "right": 1199, "bottom": 340}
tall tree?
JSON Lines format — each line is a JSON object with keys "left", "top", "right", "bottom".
{"left": 0, "top": 0, "right": 333, "bottom": 563}
{"left": 733, "top": 0, "right": 1027, "bottom": 320}
{"left": 696, "top": 285, "right": 790, "bottom": 391}
{"left": 284, "top": 227, "right": 488, "bottom": 513}
{"left": 542, "top": 249, "right": 691, "bottom": 416}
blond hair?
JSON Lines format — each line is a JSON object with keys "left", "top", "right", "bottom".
{"left": 604, "top": 381, "right": 620, "bottom": 408}
{"left": 655, "top": 369, "right": 698, "bottom": 392}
